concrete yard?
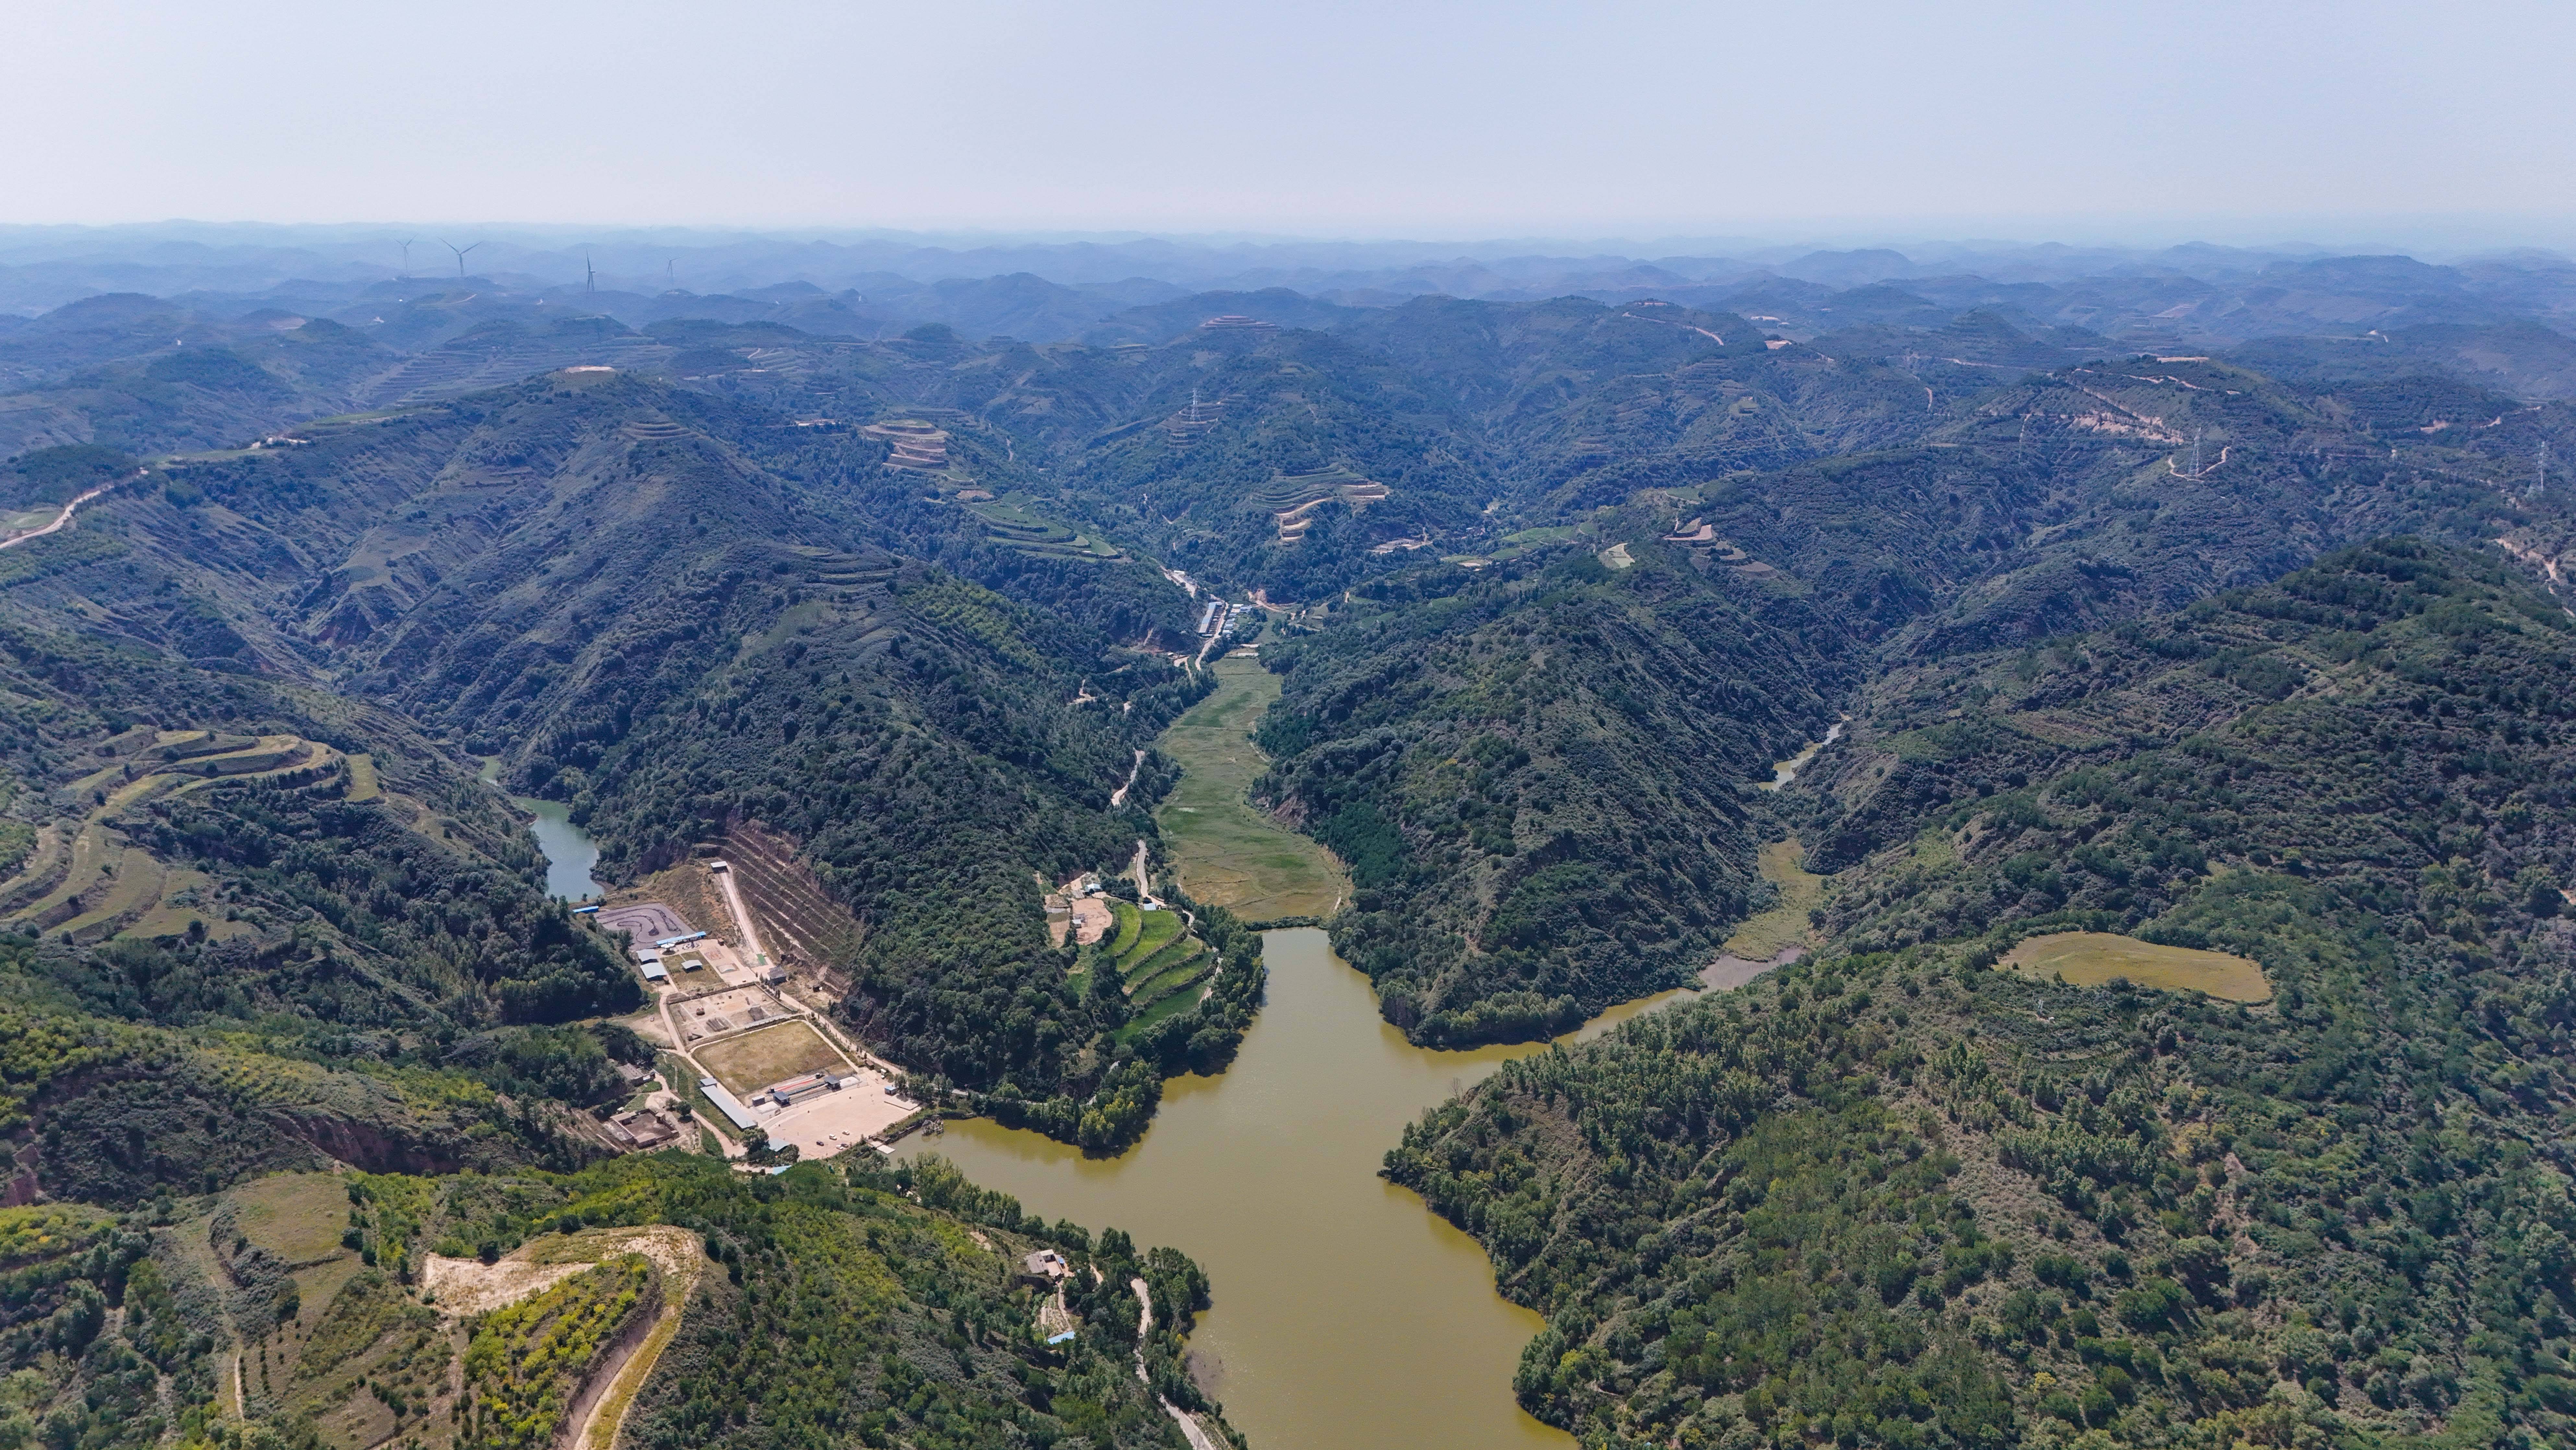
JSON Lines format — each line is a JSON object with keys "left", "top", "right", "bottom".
{"left": 761, "top": 1072, "right": 919, "bottom": 1160}
{"left": 602, "top": 860, "right": 920, "bottom": 1166}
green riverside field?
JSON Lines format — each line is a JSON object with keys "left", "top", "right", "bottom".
{"left": 1154, "top": 653, "right": 1348, "bottom": 920}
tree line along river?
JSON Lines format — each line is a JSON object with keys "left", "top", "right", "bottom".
{"left": 515, "top": 657, "right": 1698, "bottom": 1448}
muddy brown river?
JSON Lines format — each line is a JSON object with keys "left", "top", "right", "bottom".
{"left": 910, "top": 928, "right": 1688, "bottom": 1450}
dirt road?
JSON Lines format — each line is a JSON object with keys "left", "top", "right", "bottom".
{"left": 1109, "top": 749, "right": 1146, "bottom": 808}
{"left": 1129, "top": 1277, "right": 1222, "bottom": 1450}
{"left": 710, "top": 862, "right": 768, "bottom": 966}
{"left": 0, "top": 471, "right": 136, "bottom": 552}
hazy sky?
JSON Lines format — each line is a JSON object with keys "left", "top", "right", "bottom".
{"left": 9, "top": 0, "right": 2575, "bottom": 239}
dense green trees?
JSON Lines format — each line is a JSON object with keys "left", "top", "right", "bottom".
{"left": 1255, "top": 544, "right": 1844, "bottom": 1044}
{"left": 1388, "top": 541, "right": 2576, "bottom": 1448}
{"left": 0, "top": 1153, "right": 1235, "bottom": 1450}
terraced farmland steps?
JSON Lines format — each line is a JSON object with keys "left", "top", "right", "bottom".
{"left": 1096, "top": 897, "right": 1219, "bottom": 1033}
{"left": 1247, "top": 466, "right": 1390, "bottom": 545}
{"left": 713, "top": 822, "right": 866, "bottom": 982}
{"left": 4, "top": 727, "right": 356, "bottom": 944}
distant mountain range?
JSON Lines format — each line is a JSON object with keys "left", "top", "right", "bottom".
{"left": 8, "top": 226, "right": 2576, "bottom": 384}
{"left": 7, "top": 228, "right": 2576, "bottom": 1450}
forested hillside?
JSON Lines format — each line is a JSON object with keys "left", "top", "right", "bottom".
{"left": 0, "top": 364, "right": 1256, "bottom": 1156}
{"left": 0, "top": 631, "right": 640, "bottom": 1202}
{"left": 1386, "top": 543, "right": 2576, "bottom": 1448}
{"left": 0, "top": 1155, "right": 1238, "bottom": 1450}
{"left": 1252, "top": 543, "right": 1846, "bottom": 1043}
{"left": 8, "top": 283, "right": 2570, "bottom": 1114}
{"left": 1231, "top": 342, "right": 2567, "bottom": 1041}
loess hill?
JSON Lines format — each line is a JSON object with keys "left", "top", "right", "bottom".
{"left": 0, "top": 364, "right": 1269, "bottom": 1161}
{"left": 8, "top": 262, "right": 2576, "bottom": 1450}
{"left": 3, "top": 1153, "right": 1239, "bottom": 1450}
{"left": 1386, "top": 543, "right": 2576, "bottom": 1448}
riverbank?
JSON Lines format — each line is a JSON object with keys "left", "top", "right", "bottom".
{"left": 910, "top": 928, "right": 1573, "bottom": 1450}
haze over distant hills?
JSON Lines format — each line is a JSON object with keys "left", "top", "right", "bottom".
{"left": 9, "top": 224, "right": 2576, "bottom": 372}
{"left": 9, "top": 211, "right": 2576, "bottom": 1450}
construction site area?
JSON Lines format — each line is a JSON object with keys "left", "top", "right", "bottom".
{"left": 586, "top": 828, "right": 922, "bottom": 1166}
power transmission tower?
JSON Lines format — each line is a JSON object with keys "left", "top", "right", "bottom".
{"left": 2538, "top": 442, "right": 2550, "bottom": 497}
{"left": 2191, "top": 429, "right": 2204, "bottom": 477}
{"left": 442, "top": 240, "right": 484, "bottom": 278}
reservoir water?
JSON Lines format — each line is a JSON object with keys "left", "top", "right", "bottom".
{"left": 515, "top": 797, "right": 601, "bottom": 901}
{"left": 503, "top": 657, "right": 1702, "bottom": 1443}
{"left": 914, "top": 929, "right": 1685, "bottom": 1450}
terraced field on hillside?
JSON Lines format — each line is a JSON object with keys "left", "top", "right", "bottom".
{"left": 1093, "top": 898, "right": 1219, "bottom": 1038}
{"left": 1, "top": 727, "right": 356, "bottom": 944}
{"left": 1244, "top": 466, "right": 1389, "bottom": 544}
{"left": 962, "top": 493, "right": 1125, "bottom": 560}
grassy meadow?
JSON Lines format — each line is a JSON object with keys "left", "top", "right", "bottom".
{"left": 1153, "top": 654, "right": 1347, "bottom": 921}
{"left": 1721, "top": 838, "right": 1824, "bottom": 959}
{"left": 1999, "top": 930, "right": 2272, "bottom": 1001}
{"left": 694, "top": 1021, "right": 845, "bottom": 1097}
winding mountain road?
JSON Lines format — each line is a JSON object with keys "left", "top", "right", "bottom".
{"left": 0, "top": 471, "right": 137, "bottom": 552}
{"left": 1109, "top": 749, "right": 1146, "bottom": 808}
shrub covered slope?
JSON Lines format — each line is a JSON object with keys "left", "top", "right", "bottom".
{"left": 1386, "top": 542, "right": 2576, "bottom": 1448}
{"left": 0, "top": 1155, "right": 1237, "bottom": 1450}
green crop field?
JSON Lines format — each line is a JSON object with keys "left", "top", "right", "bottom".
{"left": 1999, "top": 931, "right": 2272, "bottom": 1002}
{"left": 1115, "top": 978, "right": 1208, "bottom": 1043}
{"left": 1122, "top": 936, "right": 1202, "bottom": 988}
{"left": 1125, "top": 908, "right": 1182, "bottom": 963}
{"left": 1152, "top": 655, "right": 1347, "bottom": 921}
{"left": 1105, "top": 899, "right": 1142, "bottom": 957}
{"left": 1131, "top": 954, "right": 1213, "bottom": 1004}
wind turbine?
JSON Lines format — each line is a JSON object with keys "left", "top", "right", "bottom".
{"left": 397, "top": 238, "right": 415, "bottom": 277}
{"left": 443, "top": 239, "right": 484, "bottom": 279}
{"left": 585, "top": 250, "right": 596, "bottom": 293}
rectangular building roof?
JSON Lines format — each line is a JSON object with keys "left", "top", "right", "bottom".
{"left": 698, "top": 1076, "right": 762, "bottom": 1132}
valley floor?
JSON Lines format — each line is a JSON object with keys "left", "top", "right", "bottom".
{"left": 1152, "top": 653, "right": 1348, "bottom": 921}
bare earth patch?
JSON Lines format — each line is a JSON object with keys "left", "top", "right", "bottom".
{"left": 418, "top": 1252, "right": 592, "bottom": 1316}
{"left": 696, "top": 1019, "right": 848, "bottom": 1096}
{"left": 1070, "top": 896, "right": 1114, "bottom": 945}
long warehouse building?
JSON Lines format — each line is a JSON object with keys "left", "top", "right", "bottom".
{"left": 699, "top": 1076, "right": 762, "bottom": 1132}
